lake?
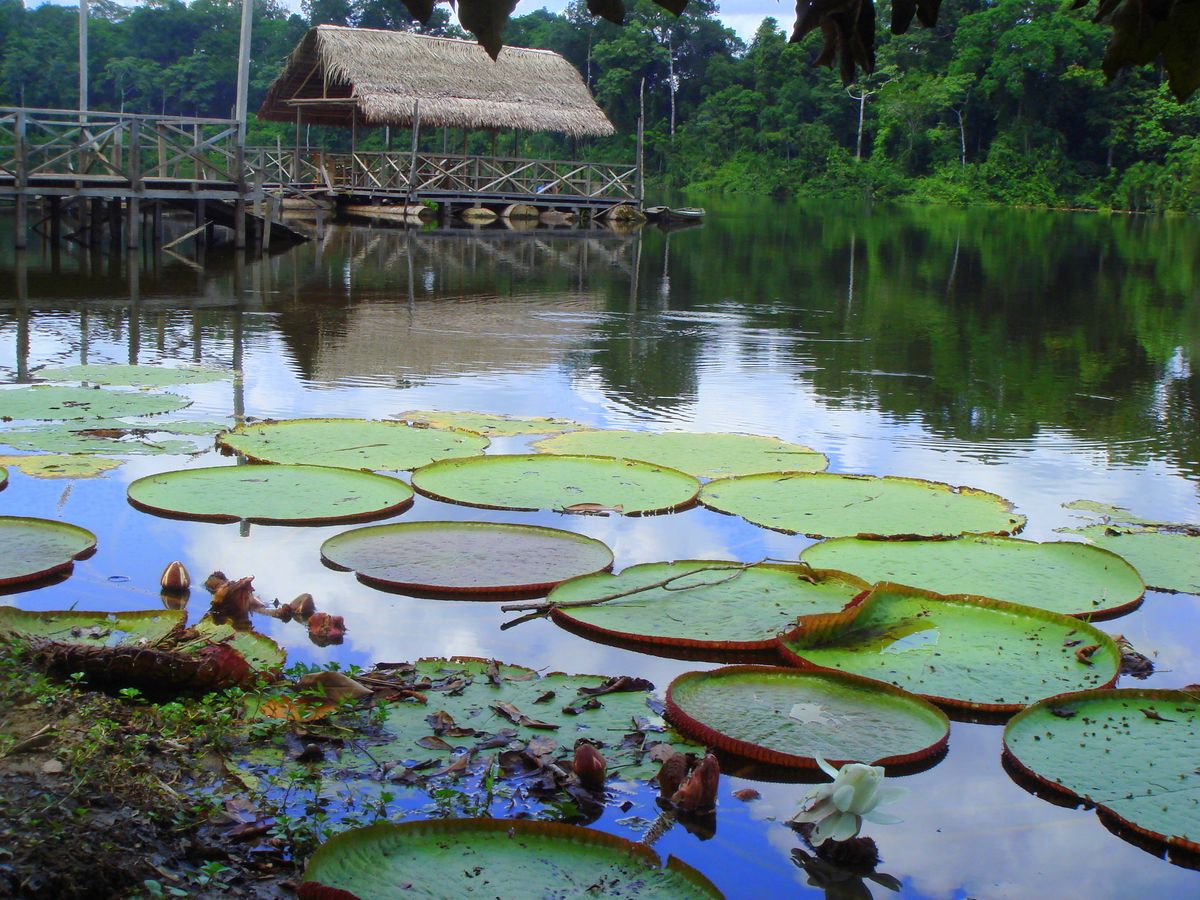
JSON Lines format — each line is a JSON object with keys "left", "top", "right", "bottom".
{"left": 1, "top": 200, "right": 1198, "bottom": 897}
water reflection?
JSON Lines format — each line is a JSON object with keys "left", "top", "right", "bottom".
{"left": 1, "top": 203, "right": 1199, "bottom": 896}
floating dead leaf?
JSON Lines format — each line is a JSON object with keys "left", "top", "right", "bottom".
{"left": 259, "top": 696, "right": 337, "bottom": 723}
{"left": 1049, "top": 705, "right": 1078, "bottom": 719}
{"left": 1075, "top": 644, "right": 1100, "bottom": 666}
{"left": 557, "top": 503, "right": 625, "bottom": 515}
{"left": 533, "top": 691, "right": 556, "bottom": 704}
{"left": 210, "top": 575, "right": 263, "bottom": 622}
{"left": 430, "top": 751, "right": 472, "bottom": 777}
{"left": 485, "top": 659, "right": 502, "bottom": 686}
{"left": 491, "top": 701, "right": 559, "bottom": 730}
{"left": 298, "top": 671, "right": 371, "bottom": 702}
{"left": 562, "top": 697, "right": 603, "bottom": 716}
{"left": 416, "top": 735, "right": 455, "bottom": 751}
{"left": 577, "top": 675, "right": 654, "bottom": 697}
{"left": 1140, "top": 708, "right": 1176, "bottom": 723}
{"left": 474, "top": 729, "right": 518, "bottom": 751}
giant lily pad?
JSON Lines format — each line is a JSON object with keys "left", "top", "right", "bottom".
{"left": 0, "top": 386, "right": 191, "bottom": 421}
{"left": 2, "top": 424, "right": 204, "bottom": 456}
{"left": 411, "top": 454, "right": 700, "bottom": 515}
{"left": 216, "top": 418, "right": 488, "bottom": 471}
{"left": 321, "top": 521, "right": 614, "bottom": 596}
{"left": 777, "top": 584, "right": 1120, "bottom": 714}
{"left": 194, "top": 618, "right": 285, "bottom": 672}
{"left": 701, "top": 473, "right": 1024, "bottom": 539}
{"left": 0, "top": 608, "right": 183, "bottom": 646}
{"left": 665, "top": 665, "right": 949, "bottom": 769}
{"left": 302, "top": 819, "right": 721, "bottom": 899}
{"left": 549, "top": 562, "right": 868, "bottom": 655}
{"left": 801, "top": 536, "right": 1145, "bottom": 619}
{"left": 1064, "top": 525, "right": 1200, "bottom": 595}
{"left": 1004, "top": 689, "right": 1200, "bottom": 854}
{"left": 534, "top": 430, "right": 828, "bottom": 479}
{"left": 127, "top": 465, "right": 413, "bottom": 525}
{"left": 396, "top": 409, "right": 585, "bottom": 436}
{"left": 0, "top": 454, "right": 123, "bottom": 479}
{"left": 0, "top": 516, "right": 97, "bottom": 587}
{"left": 34, "top": 363, "right": 227, "bottom": 386}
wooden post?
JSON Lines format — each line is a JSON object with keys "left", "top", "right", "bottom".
{"left": 78, "top": 0, "right": 88, "bottom": 114}
{"left": 234, "top": 0, "right": 252, "bottom": 141}
{"left": 89, "top": 198, "right": 103, "bottom": 247}
{"left": 636, "top": 77, "right": 645, "bottom": 207}
{"left": 261, "top": 195, "right": 274, "bottom": 251}
{"left": 406, "top": 100, "right": 421, "bottom": 205}
{"left": 152, "top": 201, "right": 163, "bottom": 246}
{"left": 156, "top": 124, "right": 166, "bottom": 176}
{"left": 108, "top": 199, "right": 121, "bottom": 251}
{"left": 13, "top": 109, "right": 26, "bottom": 250}
{"left": 293, "top": 107, "right": 301, "bottom": 182}
{"left": 49, "top": 197, "right": 61, "bottom": 244}
{"left": 127, "top": 118, "right": 141, "bottom": 249}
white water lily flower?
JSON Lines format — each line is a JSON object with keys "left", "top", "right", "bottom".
{"left": 790, "top": 754, "right": 905, "bottom": 845}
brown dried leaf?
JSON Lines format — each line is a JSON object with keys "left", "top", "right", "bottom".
{"left": 416, "top": 735, "right": 455, "bottom": 751}
{"left": 297, "top": 671, "right": 371, "bottom": 702}
{"left": 577, "top": 675, "right": 654, "bottom": 697}
{"left": 491, "top": 700, "right": 559, "bottom": 730}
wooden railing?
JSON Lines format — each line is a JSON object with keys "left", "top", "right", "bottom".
{"left": 0, "top": 107, "right": 250, "bottom": 191}
{"left": 248, "top": 148, "right": 638, "bottom": 203}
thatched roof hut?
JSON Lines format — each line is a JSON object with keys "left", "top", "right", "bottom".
{"left": 258, "top": 26, "right": 614, "bottom": 137}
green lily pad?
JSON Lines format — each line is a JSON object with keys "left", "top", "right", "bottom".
{"left": 534, "top": 430, "right": 828, "bottom": 479}
{"left": 665, "top": 665, "right": 949, "bottom": 769}
{"left": 0, "top": 386, "right": 191, "bottom": 421}
{"left": 1062, "top": 500, "right": 1170, "bottom": 527}
{"left": 800, "top": 536, "right": 1145, "bottom": 619}
{"left": 127, "top": 465, "right": 413, "bottom": 525}
{"left": 320, "top": 521, "right": 614, "bottom": 596}
{"left": 0, "top": 608, "right": 183, "bottom": 646}
{"left": 0, "top": 466, "right": 7, "bottom": 490}
{"left": 216, "top": 418, "right": 488, "bottom": 471}
{"left": 0, "top": 454, "right": 124, "bottom": 479}
{"left": 1063, "top": 525, "right": 1200, "bottom": 595}
{"left": 302, "top": 819, "right": 721, "bottom": 899}
{"left": 700, "top": 472, "right": 1025, "bottom": 539}
{"left": 411, "top": 454, "right": 700, "bottom": 515}
{"left": 0, "top": 516, "right": 97, "bottom": 587}
{"left": 1004, "top": 689, "right": 1200, "bottom": 855}
{"left": 193, "top": 618, "right": 285, "bottom": 672}
{"left": 549, "top": 562, "right": 868, "bottom": 655}
{"left": 396, "top": 409, "right": 585, "bottom": 436}
{"left": 34, "top": 363, "right": 227, "bottom": 386}
{"left": 2, "top": 424, "right": 205, "bottom": 456}
{"left": 777, "top": 584, "right": 1120, "bottom": 714}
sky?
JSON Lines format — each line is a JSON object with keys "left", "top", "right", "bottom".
{"left": 39, "top": 0, "right": 790, "bottom": 44}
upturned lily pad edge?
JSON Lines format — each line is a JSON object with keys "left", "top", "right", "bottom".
{"left": 664, "top": 664, "right": 951, "bottom": 771}
{"left": 300, "top": 819, "right": 723, "bottom": 898}
{"left": 0, "top": 516, "right": 98, "bottom": 587}
{"left": 775, "top": 582, "right": 1122, "bottom": 715}
{"left": 549, "top": 562, "right": 871, "bottom": 653}
{"left": 1002, "top": 687, "right": 1200, "bottom": 855}
{"left": 320, "top": 521, "right": 615, "bottom": 596}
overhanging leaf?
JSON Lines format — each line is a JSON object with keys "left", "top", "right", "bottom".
{"left": 127, "top": 464, "right": 414, "bottom": 525}
{"left": 801, "top": 536, "right": 1145, "bottom": 618}
{"left": 665, "top": 665, "right": 949, "bottom": 769}
{"left": 777, "top": 583, "right": 1120, "bottom": 714}
{"left": 1004, "top": 688, "right": 1200, "bottom": 854}
{"left": 0, "top": 516, "right": 97, "bottom": 587}
{"left": 455, "top": 0, "right": 519, "bottom": 59}
{"left": 321, "top": 521, "right": 614, "bottom": 596}
{"left": 588, "top": 0, "right": 626, "bottom": 25}
{"left": 301, "top": 819, "right": 721, "bottom": 899}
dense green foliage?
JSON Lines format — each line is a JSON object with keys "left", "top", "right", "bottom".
{"left": 0, "top": 0, "right": 1197, "bottom": 210}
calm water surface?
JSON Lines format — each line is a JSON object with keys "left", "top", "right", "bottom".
{"left": 1, "top": 201, "right": 1198, "bottom": 898}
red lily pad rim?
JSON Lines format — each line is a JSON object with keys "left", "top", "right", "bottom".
{"left": 299, "top": 819, "right": 722, "bottom": 898}
{"left": 410, "top": 453, "right": 702, "bottom": 516}
{"left": 550, "top": 562, "right": 871, "bottom": 653}
{"left": 215, "top": 416, "right": 491, "bottom": 466}
{"left": 699, "top": 471, "right": 1027, "bottom": 539}
{"left": 664, "top": 664, "right": 950, "bottom": 771}
{"left": 775, "top": 582, "right": 1121, "bottom": 715}
{"left": 1003, "top": 687, "right": 1200, "bottom": 855}
{"left": 320, "top": 521, "right": 614, "bottom": 596}
{"left": 0, "top": 516, "right": 98, "bottom": 587}
{"left": 126, "top": 465, "right": 414, "bottom": 526}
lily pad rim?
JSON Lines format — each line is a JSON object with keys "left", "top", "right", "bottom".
{"left": 549, "top": 560, "right": 871, "bottom": 653}
{"left": 664, "top": 664, "right": 950, "bottom": 771}
{"left": 799, "top": 535, "right": 1147, "bottom": 621}
{"left": 699, "top": 470, "right": 1027, "bottom": 539}
{"left": 126, "top": 464, "right": 415, "bottom": 526}
{"left": 215, "top": 416, "right": 491, "bottom": 469}
{"left": 0, "top": 515, "right": 98, "bottom": 587}
{"left": 301, "top": 818, "right": 722, "bottom": 899}
{"left": 319, "top": 520, "right": 615, "bottom": 596}
{"left": 775, "top": 581, "right": 1121, "bottom": 715}
{"left": 1002, "top": 687, "right": 1200, "bottom": 855}
{"left": 410, "top": 452, "right": 702, "bottom": 516}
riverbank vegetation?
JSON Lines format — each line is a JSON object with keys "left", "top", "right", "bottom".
{"left": 0, "top": 0, "right": 1197, "bottom": 211}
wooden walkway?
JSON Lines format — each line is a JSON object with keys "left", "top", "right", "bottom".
{"left": 0, "top": 106, "right": 640, "bottom": 251}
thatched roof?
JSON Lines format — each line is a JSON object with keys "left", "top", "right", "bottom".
{"left": 257, "top": 26, "right": 614, "bottom": 137}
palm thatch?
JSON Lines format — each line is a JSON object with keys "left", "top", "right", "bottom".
{"left": 258, "top": 26, "right": 615, "bottom": 137}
